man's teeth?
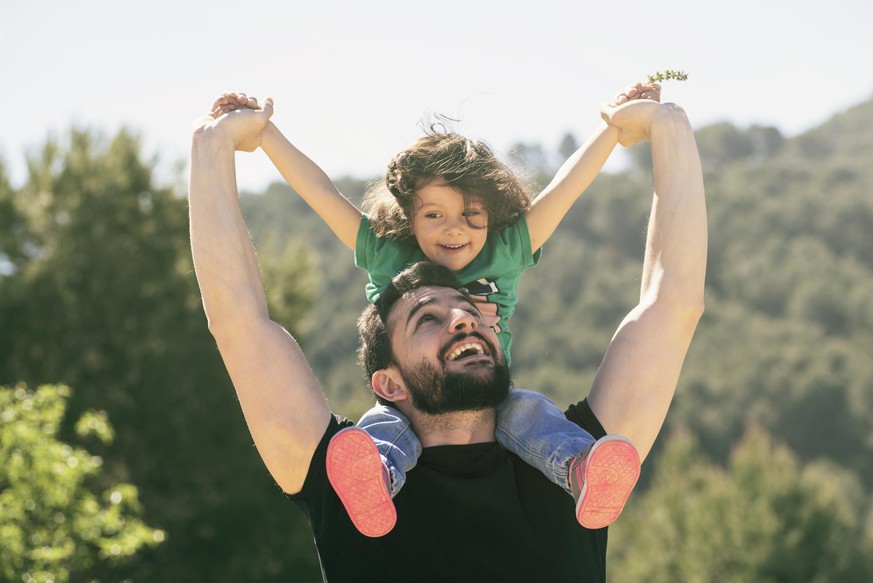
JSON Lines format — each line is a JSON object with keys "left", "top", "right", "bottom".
{"left": 447, "top": 343, "right": 485, "bottom": 361}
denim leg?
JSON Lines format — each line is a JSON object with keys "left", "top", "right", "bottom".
{"left": 495, "top": 388, "right": 596, "bottom": 495}
{"left": 357, "top": 404, "right": 421, "bottom": 497}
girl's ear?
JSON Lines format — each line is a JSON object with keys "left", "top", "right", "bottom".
{"left": 372, "top": 367, "right": 408, "bottom": 403}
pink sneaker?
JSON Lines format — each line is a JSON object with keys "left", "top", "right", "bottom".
{"left": 570, "top": 435, "right": 640, "bottom": 529}
{"left": 326, "top": 427, "right": 397, "bottom": 538}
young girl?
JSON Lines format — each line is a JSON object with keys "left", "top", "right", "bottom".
{"left": 212, "top": 83, "right": 658, "bottom": 537}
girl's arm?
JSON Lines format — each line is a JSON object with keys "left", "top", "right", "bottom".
{"left": 260, "top": 122, "right": 362, "bottom": 250}
{"left": 525, "top": 82, "right": 660, "bottom": 252}
{"left": 212, "top": 93, "right": 361, "bottom": 250}
{"left": 525, "top": 124, "right": 619, "bottom": 252}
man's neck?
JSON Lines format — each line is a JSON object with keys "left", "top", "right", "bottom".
{"left": 406, "top": 408, "right": 497, "bottom": 447}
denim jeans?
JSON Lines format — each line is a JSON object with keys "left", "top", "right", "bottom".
{"left": 357, "top": 388, "right": 595, "bottom": 497}
{"left": 355, "top": 404, "right": 422, "bottom": 497}
{"left": 495, "top": 388, "right": 595, "bottom": 494}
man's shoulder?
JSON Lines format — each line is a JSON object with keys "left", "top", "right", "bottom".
{"left": 287, "top": 414, "right": 353, "bottom": 504}
{"left": 565, "top": 398, "right": 606, "bottom": 440}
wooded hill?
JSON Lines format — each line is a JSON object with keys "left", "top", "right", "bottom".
{"left": 243, "top": 96, "right": 873, "bottom": 487}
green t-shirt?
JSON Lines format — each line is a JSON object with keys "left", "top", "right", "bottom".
{"left": 354, "top": 214, "right": 541, "bottom": 365}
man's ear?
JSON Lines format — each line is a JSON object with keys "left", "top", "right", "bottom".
{"left": 372, "top": 367, "right": 408, "bottom": 403}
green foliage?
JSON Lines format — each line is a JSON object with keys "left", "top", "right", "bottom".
{"left": 0, "top": 128, "right": 322, "bottom": 581}
{"left": 557, "top": 132, "right": 580, "bottom": 165}
{"left": 629, "top": 122, "right": 786, "bottom": 173}
{"left": 0, "top": 384, "right": 163, "bottom": 582}
{"left": 609, "top": 427, "right": 873, "bottom": 582}
{"left": 259, "top": 234, "right": 316, "bottom": 336}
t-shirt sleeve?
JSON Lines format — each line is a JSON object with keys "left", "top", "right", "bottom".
{"left": 287, "top": 414, "right": 353, "bottom": 533}
{"left": 564, "top": 398, "right": 606, "bottom": 440}
{"left": 354, "top": 215, "right": 419, "bottom": 303}
{"left": 494, "top": 214, "right": 542, "bottom": 271}
{"left": 354, "top": 214, "right": 375, "bottom": 271}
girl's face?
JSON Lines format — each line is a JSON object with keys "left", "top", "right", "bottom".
{"left": 411, "top": 179, "right": 489, "bottom": 272}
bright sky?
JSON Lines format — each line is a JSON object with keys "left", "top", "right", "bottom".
{"left": 3, "top": 0, "right": 872, "bottom": 192}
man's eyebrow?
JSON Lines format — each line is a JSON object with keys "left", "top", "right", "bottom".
{"left": 405, "top": 293, "right": 478, "bottom": 328}
{"left": 457, "top": 295, "right": 480, "bottom": 313}
{"left": 406, "top": 296, "right": 438, "bottom": 328}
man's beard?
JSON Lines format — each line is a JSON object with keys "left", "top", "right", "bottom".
{"left": 398, "top": 336, "right": 511, "bottom": 415}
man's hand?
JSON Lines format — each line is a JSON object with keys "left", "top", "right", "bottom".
{"left": 193, "top": 93, "right": 274, "bottom": 153}
{"left": 599, "top": 98, "right": 663, "bottom": 148}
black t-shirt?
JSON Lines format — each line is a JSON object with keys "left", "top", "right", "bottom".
{"left": 289, "top": 399, "right": 608, "bottom": 583}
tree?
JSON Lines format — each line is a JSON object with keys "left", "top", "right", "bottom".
{"left": 507, "top": 141, "right": 551, "bottom": 186}
{"left": 609, "top": 427, "right": 873, "bottom": 582}
{"left": 0, "top": 129, "right": 321, "bottom": 581}
{"left": 557, "top": 132, "right": 580, "bottom": 166}
{"left": 0, "top": 384, "right": 163, "bottom": 583}
{"left": 0, "top": 161, "right": 25, "bottom": 275}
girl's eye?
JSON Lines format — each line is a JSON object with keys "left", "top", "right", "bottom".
{"left": 424, "top": 212, "right": 442, "bottom": 219}
{"left": 463, "top": 209, "right": 488, "bottom": 228}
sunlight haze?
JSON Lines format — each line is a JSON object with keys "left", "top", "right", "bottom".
{"left": 3, "top": 0, "right": 871, "bottom": 191}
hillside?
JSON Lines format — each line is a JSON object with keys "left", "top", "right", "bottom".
{"left": 241, "top": 96, "right": 873, "bottom": 486}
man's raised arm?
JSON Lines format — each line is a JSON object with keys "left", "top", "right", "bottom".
{"left": 188, "top": 100, "right": 331, "bottom": 493}
{"left": 587, "top": 100, "right": 707, "bottom": 462}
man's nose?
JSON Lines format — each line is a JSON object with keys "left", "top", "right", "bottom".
{"left": 449, "top": 308, "right": 477, "bottom": 331}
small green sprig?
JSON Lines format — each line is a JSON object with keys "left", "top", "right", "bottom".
{"left": 646, "top": 70, "right": 689, "bottom": 84}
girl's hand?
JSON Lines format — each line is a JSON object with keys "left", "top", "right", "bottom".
{"left": 469, "top": 294, "right": 502, "bottom": 334}
{"left": 611, "top": 82, "right": 661, "bottom": 106}
{"left": 210, "top": 92, "right": 261, "bottom": 119}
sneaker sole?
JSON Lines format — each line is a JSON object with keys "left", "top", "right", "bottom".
{"left": 326, "top": 427, "right": 397, "bottom": 538}
{"left": 575, "top": 436, "right": 640, "bottom": 529}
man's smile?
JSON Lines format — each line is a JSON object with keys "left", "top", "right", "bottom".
{"left": 442, "top": 334, "right": 494, "bottom": 365}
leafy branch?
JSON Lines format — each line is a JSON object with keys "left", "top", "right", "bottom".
{"left": 647, "top": 69, "right": 689, "bottom": 84}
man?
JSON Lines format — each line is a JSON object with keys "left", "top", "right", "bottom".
{"left": 188, "top": 94, "right": 706, "bottom": 582}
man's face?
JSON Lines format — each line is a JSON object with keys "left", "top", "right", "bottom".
{"left": 386, "top": 286, "right": 510, "bottom": 414}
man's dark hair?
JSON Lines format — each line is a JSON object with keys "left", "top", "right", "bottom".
{"left": 357, "top": 261, "right": 463, "bottom": 403}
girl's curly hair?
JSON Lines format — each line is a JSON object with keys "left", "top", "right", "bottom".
{"left": 362, "top": 131, "right": 532, "bottom": 240}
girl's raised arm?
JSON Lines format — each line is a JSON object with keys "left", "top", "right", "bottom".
{"left": 261, "top": 122, "right": 362, "bottom": 250}
{"left": 525, "top": 82, "right": 660, "bottom": 253}
{"left": 213, "top": 92, "right": 362, "bottom": 250}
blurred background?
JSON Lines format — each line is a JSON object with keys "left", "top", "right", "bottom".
{"left": 2, "top": 1, "right": 872, "bottom": 581}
